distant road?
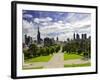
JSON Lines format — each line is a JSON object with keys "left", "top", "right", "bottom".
{"left": 44, "top": 48, "right": 64, "bottom": 68}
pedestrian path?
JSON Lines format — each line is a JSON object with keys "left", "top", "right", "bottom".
{"left": 44, "top": 52, "right": 64, "bottom": 68}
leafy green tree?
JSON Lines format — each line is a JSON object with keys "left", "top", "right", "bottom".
{"left": 23, "top": 49, "right": 32, "bottom": 60}
{"left": 28, "top": 44, "right": 38, "bottom": 57}
{"left": 46, "top": 47, "right": 50, "bottom": 55}
{"left": 50, "top": 47, "right": 55, "bottom": 55}
{"left": 55, "top": 45, "right": 60, "bottom": 53}
{"left": 39, "top": 47, "right": 45, "bottom": 56}
{"left": 36, "top": 48, "right": 41, "bottom": 56}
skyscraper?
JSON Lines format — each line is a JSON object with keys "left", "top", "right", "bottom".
{"left": 82, "top": 34, "right": 87, "bottom": 40}
{"left": 25, "top": 34, "right": 28, "bottom": 45}
{"left": 37, "top": 27, "right": 41, "bottom": 44}
{"left": 56, "top": 36, "right": 58, "bottom": 41}
{"left": 73, "top": 33, "right": 75, "bottom": 40}
{"left": 76, "top": 33, "right": 80, "bottom": 40}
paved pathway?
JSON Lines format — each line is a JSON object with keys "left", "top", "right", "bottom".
{"left": 44, "top": 52, "right": 64, "bottom": 68}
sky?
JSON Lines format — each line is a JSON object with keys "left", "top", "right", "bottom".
{"left": 22, "top": 10, "right": 91, "bottom": 41}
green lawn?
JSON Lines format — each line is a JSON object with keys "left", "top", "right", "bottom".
{"left": 64, "top": 53, "right": 82, "bottom": 60}
{"left": 25, "top": 55, "right": 52, "bottom": 63}
{"left": 23, "top": 66, "right": 43, "bottom": 70}
{"left": 64, "top": 62, "right": 91, "bottom": 67}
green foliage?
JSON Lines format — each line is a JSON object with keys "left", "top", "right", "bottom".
{"left": 55, "top": 45, "right": 60, "bottom": 53}
{"left": 23, "top": 49, "right": 32, "bottom": 59}
{"left": 23, "top": 43, "right": 61, "bottom": 60}
{"left": 39, "top": 48, "right": 45, "bottom": 56}
{"left": 28, "top": 44, "right": 38, "bottom": 57}
{"left": 62, "top": 39, "right": 91, "bottom": 58}
{"left": 50, "top": 47, "right": 55, "bottom": 55}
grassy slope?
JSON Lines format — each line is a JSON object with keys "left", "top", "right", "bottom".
{"left": 64, "top": 62, "right": 91, "bottom": 67}
{"left": 64, "top": 53, "right": 82, "bottom": 60}
{"left": 23, "top": 66, "right": 43, "bottom": 70}
{"left": 25, "top": 55, "right": 52, "bottom": 63}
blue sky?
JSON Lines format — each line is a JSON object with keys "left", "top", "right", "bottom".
{"left": 23, "top": 10, "right": 69, "bottom": 22}
{"left": 22, "top": 10, "right": 91, "bottom": 41}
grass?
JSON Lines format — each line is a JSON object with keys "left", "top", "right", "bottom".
{"left": 64, "top": 53, "right": 82, "bottom": 60}
{"left": 64, "top": 62, "right": 91, "bottom": 67}
{"left": 23, "top": 66, "right": 43, "bottom": 70}
{"left": 25, "top": 55, "right": 52, "bottom": 63}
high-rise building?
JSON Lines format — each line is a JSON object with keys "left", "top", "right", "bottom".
{"left": 24, "top": 34, "right": 33, "bottom": 46}
{"left": 82, "top": 34, "right": 84, "bottom": 39}
{"left": 25, "top": 34, "right": 28, "bottom": 45}
{"left": 37, "top": 27, "right": 41, "bottom": 44}
{"left": 82, "top": 34, "right": 87, "bottom": 40}
{"left": 76, "top": 33, "right": 80, "bottom": 40}
{"left": 56, "top": 36, "right": 58, "bottom": 41}
{"left": 88, "top": 36, "right": 91, "bottom": 40}
{"left": 84, "top": 34, "right": 87, "bottom": 39}
{"left": 73, "top": 33, "right": 75, "bottom": 40}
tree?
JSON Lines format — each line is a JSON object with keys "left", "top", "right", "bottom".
{"left": 23, "top": 49, "right": 32, "bottom": 60}
{"left": 28, "top": 44, "right": 38, "bottom": 57}
{"left": 46, "top": 47, "right": 50, "bottom": 55}
{"left": 55, "top": 45, "right": 60, "bottom": 53}
{"left": 36, "top": 48, "right": 41, "bottom": 56}
{"left": 50, "top": 47, "right": 55, "bottom": 55}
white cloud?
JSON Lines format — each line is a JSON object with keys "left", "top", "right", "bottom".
{"left": 33, "top": 18, "right": 40, "bottom": 23}
{"left": 22, "top": 20, "right": 37, "bottom": 42}
{"left": 58, "top": 32, "right": 73, "bottom": 41}
{"left": 41, "top": 22, "right": 48, "bottom": 26}
{"left": 33, "top": 17, "right": 52, "bottom": 24}
{"left": 41, "top": 15, "right": 90, "bottom": 41}
{"left": 46, "top": 17, "right": 52, "bottom": 21}
{"left": 23, "top": 13, "right": 91, "bottom": 41}
{"left": 23, "top": 14, "right": 33, "bottom": 18}
{"left": 64, "top": 13, "right": 91, "bottom": 24}
{"left": 72, "top": 20, "right": 90, "bottom": 29}
{"left": 22, "top": 20, "right": 33, "bottom": 29}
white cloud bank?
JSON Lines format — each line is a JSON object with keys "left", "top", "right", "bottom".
{"left": 23, "top": 13, "right": 91, "bottom": 41}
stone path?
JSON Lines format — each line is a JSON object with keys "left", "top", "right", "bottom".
{"left": 44, "top": 52, "right": 64, "bottom": 68}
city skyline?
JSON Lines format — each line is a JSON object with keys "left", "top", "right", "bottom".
{"left": 22, "top": 10, "right": 91, "bottom": 42}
